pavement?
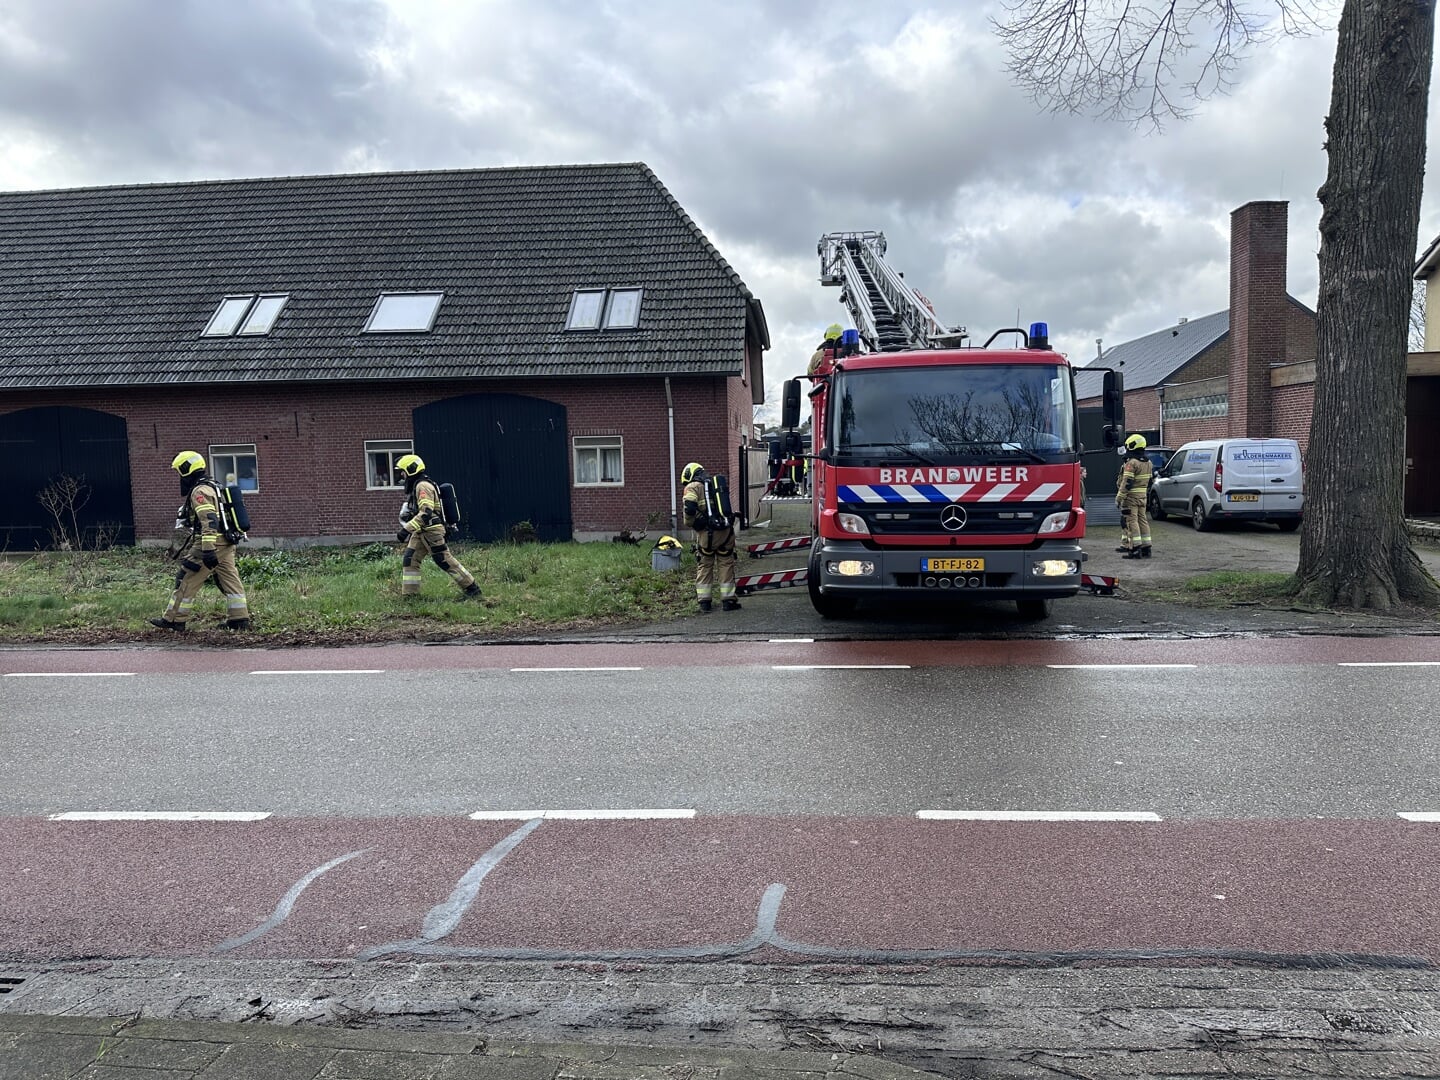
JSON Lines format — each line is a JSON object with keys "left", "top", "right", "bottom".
{"left": 6, "top": 514, "right": 1440, "bottom": 1078}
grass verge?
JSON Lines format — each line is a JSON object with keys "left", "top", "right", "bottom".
{"left": 0, "top": 540, "right": 696, "bottom": 644}
{"left": 1126, "top": 569, "right": 1297, "bottom": 608}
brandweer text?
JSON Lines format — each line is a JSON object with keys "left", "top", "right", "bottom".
{"left": 878, "top": 467, "right": 1030, "bottom": 483}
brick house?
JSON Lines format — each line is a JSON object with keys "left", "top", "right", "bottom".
{"left": 1405, "top": 237, "right": 1440, "bottom": 517}
{"left": 1076, "top": 201, "right": 1318, "bottom": 491}
{"left": 0, "top": 163, "right": 769, "bottom": 549}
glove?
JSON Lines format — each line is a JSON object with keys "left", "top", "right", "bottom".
{"left": 201, "top": 549, "right": 218, "bottom": 570}
{"left": 397, "top": 529, "right": 411, "bottom": 542}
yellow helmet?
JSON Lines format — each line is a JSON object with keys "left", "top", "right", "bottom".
{"left": 656, "top": 535, "right": 683, "bottom": 550}
{"left": 824, "top": 323, "right": 843, "bottom": 341}
{"left": 1124, "top": 434, "right": 1147, "bottom": 452}
{"left": 396, "top": 453, "right": 426, "bottom": 477}
{"left": 680, "top": 462, "right": 704, "bottom": 483}
{"left": 170, "top": 451, "right": 206, "bottom": 477}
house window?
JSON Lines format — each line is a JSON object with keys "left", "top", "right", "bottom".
{"left": 604, "top": 288, "right": 642, "bottom": 328}
{"left": 565, "top": 288, "right": 643, "bottom": 330}
{"left": 365, "top": 292, "right": 444, "bottom": 332}
{"left": 365, "top": 439, "right": 414, "bottom": 490}
{"left": 573, "top": 435, "right": 624, "bottom": 486}
{"left": 202, "top": 294, "right": 289, "bottom": 336}
{"left": 209, "top": 444, "right": 258, "bottom": 493}
{"left": 566, "top": 290, "right": 606, "bottom": 330}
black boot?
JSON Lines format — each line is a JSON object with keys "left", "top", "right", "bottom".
{"left": 225, "top": 618, "right": 251, "bottom": 630}
{"left": 1140, "top": 547, "right": 1152, "bottom": 558}
{"left": 1115, "top": 547, "right": 1130, "bottom": 553}
{"left": 462, "top": 583, "right": 483, "bottom": 600}
{"left": 697, "top": 598, "right": 712, "bottom": 613}
{"left": 721, "top": 598, "right": 742, "bottom": 611}
{"left": 1122, "top": 549, "right": 1145, "bottom": 560}
{"left": 148, "top": 618, "right": 186, "bottom": 632}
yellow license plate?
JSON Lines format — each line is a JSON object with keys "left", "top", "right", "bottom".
{"left": 923, "top": 558, "right": 985, "bottom": 572}
{"left": 1228, "top": 493, "right": 1259, "bottom": 502}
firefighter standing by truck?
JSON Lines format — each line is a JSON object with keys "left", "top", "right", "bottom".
{"left": 1115, "top": 434, "right": 1154, "bottom": 559}
{"left": 396, "top": 453, "right": 482, "bottom": 599}
{"left": 150, "top": 451, "right": 250, "bottom": 631}
{"left": 681, "top": 461, "right": 739, "bottom": 612}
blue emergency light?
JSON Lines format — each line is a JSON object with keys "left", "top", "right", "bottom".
{"left": 1028, "top": 321, "right": 1050, "bottom": 349}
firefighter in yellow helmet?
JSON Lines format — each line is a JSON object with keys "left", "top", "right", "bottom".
{"left": 150, "top": 451, "right": 250, "bottom": 631}
{"left": 807, "top": 322, "right": 846, "bottom": 376}
{"left": 395, "top": 453, "right": 482, "bottom": 599}
{"left": 681, "top": 461, "right": 739, "bottom": 612}
{"left": 1115, "top": 434, "right": 1153, "bottom": 559}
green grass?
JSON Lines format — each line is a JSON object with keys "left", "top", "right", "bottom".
{"left": 0, "top": 540, "right": 697, "bottom": 643}
{"left": 1130, "top": 569, "right": 1297, "bottom": 608}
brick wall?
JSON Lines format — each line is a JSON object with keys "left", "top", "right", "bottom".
{"left": 1229, "top": 201, "right": 1289, "bottom": 436}
{"left": 1, "top": 376, "right": 742, "bottom": 544}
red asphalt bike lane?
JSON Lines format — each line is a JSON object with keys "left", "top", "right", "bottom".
{"left": 2, "top": 815, "right": 1439, "bottom": 967}
{"left": 3, "top": 635, "right": 1440, "bottom": 674}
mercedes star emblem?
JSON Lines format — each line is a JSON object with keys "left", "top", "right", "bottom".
{"left": 940, "top": 504, "right": 967, "bottom": 531}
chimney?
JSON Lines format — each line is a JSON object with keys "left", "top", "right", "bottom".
{"left": 1228, "top": 201, "right": 1288, "bottom": 437}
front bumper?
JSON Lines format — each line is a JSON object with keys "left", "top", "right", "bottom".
{"left": 812, "top": 539, "right": 1086, "bottom": 599}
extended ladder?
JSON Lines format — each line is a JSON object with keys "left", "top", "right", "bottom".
{"left": 818, "top": 231, "right": 966, "bottom": 353}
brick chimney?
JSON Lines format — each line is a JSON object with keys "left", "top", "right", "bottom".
{"left": 1228, "top": 201, "right": 1288, "bottom": 437}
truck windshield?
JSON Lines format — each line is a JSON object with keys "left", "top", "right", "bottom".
{"left": 834, "top": 363, "right": 1077, "bottom": 461}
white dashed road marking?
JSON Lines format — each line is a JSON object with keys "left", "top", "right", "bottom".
{"left": 4, "top": 672, "right": 135, "bottom": 677}
{"left": 249, "top": 669, "right": 385, "bottom": 675}
{"left": 468, "top": 808, "right": 696, "bottom": 820}
{"left": 48, "top": 811, "right": 272, "bottom": 822}
{"left": 916, "top": 810, "right": 1164, "bottom": 822}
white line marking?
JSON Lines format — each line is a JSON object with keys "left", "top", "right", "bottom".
{"left": 48, "top": 811, "right": 271, "bottom": 822}
{"left": 468, "top": 808, "right": 696, "bottom": 820}
{"left": 4, "top": 672, "right": 135, "bottom": 677}
{"left": 1340, "top": 662, "right": 1440, "bottom": 667}
{"left": 769, "top": 638, "right": 815, "bottom": 643}
{"left": 1047, "top": 664, "right": 1197, "bottom": 670}
{"left": 771, "top": 664, "right": 910, "bottom": 670}
{"left": 508, "top": 667, "right": 644, "bottom": 672}
{"left": 916, "top": 810, "right": 1163, "bottom": 822}
{"left": 249, "top": 669, "right": 384, "bottom": 675}
{"left": 1398, "top": 812, "right": 1440, "bottom": 822}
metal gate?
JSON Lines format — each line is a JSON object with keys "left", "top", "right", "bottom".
{"left": 0, "top": 406, "right": 134, "bottom": 550}
{"left": 413, "top": 393, "right": 572, "bottom": 543}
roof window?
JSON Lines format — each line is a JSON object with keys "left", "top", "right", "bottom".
{"left": 365, "top": 292, "right": 444, "bottom": 333}
{"left": 566, "top": 288, "right": 643, "bottom": 330}
{"left": 202, "top": 294, "right": 289, "bottom": 337}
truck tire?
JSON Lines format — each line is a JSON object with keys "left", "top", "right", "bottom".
{"left": 807, "top": 551, "right": 856, "bottom": 618}
{"left": 1015, "top": 597, "right": 1052, "bottom": 620}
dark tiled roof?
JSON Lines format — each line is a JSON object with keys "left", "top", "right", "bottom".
{"left": 0, "top": 163, "right": 766, "bottom": 389}
{"left": 1074, "top": 309, "right": 1230, "bottom": 400}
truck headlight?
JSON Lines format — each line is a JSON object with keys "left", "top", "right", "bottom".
{"left": 1037, "top": 512, "right": 1072, "bottom": 534}
{"left": 836, "top": 513, "right": 870, "bottom": 535}
{"left": 828, "top": 560, "right": 875, "bottom": 577}
{"left": 1032, "top": 560, "right": 1078, "bottom": 576}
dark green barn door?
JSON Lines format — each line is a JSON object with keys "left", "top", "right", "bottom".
{"left": 413, "top": 393, "right": 572, "bottom": 542}
{"left": 0, "top": 406, "right": 134, "bottom": 550}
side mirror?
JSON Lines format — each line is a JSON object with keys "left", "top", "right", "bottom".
{"left": 781, "top": 380, "right": 802, "bottom": 430}
{"left": 1101, "top": 369, "right": 1125, "bottom": 447}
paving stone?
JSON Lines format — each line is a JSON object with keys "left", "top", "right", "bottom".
{"left": 71, "top": 1068, "right": 195, "bottom": 1080}
{"left": 319, "top": 1048, "right": 447, "bottom": 1078}
{"left": 98, "top": 1035, "right": 227, "bottom": 1071}
{"left": 437, "top": 1055, "right": 560, "bottom": 1080}
{"left": 0, "top": 1032, "right": 111, "bottom": 1080}
{"left": 200, "top": 1041, "right": 336, "bottom": 1080}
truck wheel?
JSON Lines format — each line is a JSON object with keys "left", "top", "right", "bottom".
{"left": 807, "top": 553, "right": 856, "bottom": 618}
{"left": 1148, "top": 491, "right": 1166, "bottom": 522}
{"left": 1191, "top": 500, "right": 1211, "bottom": 532}
{"left": 1016, "top": 597, "right": 1052, "bottom": 620}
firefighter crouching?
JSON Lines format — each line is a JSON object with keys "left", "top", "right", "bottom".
{"left": 396, "top": 453, "right": 482, "bottom": 600}
{"left": 681, "top": 461, "right": 739, "bottom": 612}
{"left": 150, "top": 451, "right": 250, "bottom": 632}
{"left": 1115, "top": 433, "right": 1153, "bottom": 559}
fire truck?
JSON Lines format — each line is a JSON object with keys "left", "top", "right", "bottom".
{"left": 781, "top": 231, "right": 1124, "bottom": 619}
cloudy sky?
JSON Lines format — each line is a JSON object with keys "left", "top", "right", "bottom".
{"left": 1, "top": 0, "right": 1431, "bottom": 421}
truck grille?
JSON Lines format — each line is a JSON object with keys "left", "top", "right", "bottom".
{"left": 848, "top": 501, "right": 1068, "bottom": 535}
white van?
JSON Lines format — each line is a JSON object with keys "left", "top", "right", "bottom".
{"left": 1149, "top": 438, "right": 1304, "bottom": 532}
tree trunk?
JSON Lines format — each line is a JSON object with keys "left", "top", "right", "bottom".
{"left": 1298, "top": 0, "right": 1440, "bottom": 610}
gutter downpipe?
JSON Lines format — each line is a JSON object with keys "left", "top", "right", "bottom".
{"left": 665, "top": 377, "right": 677, "bottom": 535}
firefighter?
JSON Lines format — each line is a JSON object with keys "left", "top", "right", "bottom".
{"left": 1115, "top": 434, "right": 1154, "bottom": 559}
{"left": 681, "top": 461, "right": 739, "bottom": 612}
{"left": 806, "top": 323, "right": 845, "bottom": 376}
{"left": 150, "top": 451, "right": 250, "bottom": 631}
{"left": 396, "top": 453, "right": 482, "bottom": 599}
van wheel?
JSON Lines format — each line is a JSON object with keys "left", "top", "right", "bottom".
{"left": 1149, "top": 491, "right": 1166, "bottom": 522}
{"left": 1016, "top": 597, "right": 1052, "bottom": 620}
{"left": 1191, "top": 500, "right": 1211, "bottom": 532}
{"left": 1277, "top": 519, "right": 1301, "bottom": 533}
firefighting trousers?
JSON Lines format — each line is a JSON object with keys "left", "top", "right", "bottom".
{"left": 1120, "top": 497, "right": 1152, "bottom": 550}
{"left": 162, "top": 542, "right": 248, "bottom": 624}
{"left": 401, "top": 527, "right": 476, "bottom": 595}
{"left": 693, "top": 526, "right": 737, "bottom": 601}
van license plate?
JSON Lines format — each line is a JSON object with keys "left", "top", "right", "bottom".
{"left": 1229, "top": 493, "right": 1259, "bottom": 502}
{"left": 924, "top": 558, "right": 985, "bottom": 572}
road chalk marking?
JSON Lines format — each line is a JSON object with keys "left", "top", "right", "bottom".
{"left": 916, "top": 810, "right": 1163, "bottom": 822}
{"left": 469, "top": 808, "right": 696, "bottom": 820}
{"left": 49, "top": 811, "right": 271, "bottom": 822}
{"left": 213, "top": 849, "right": 366, "bottom": 953}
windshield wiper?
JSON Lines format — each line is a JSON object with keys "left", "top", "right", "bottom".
{"left": 842, "top": 442, "right": 937, "bottom": 465}
{"left": 951, "top": 440, "right": 1047, "bottom": 464}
